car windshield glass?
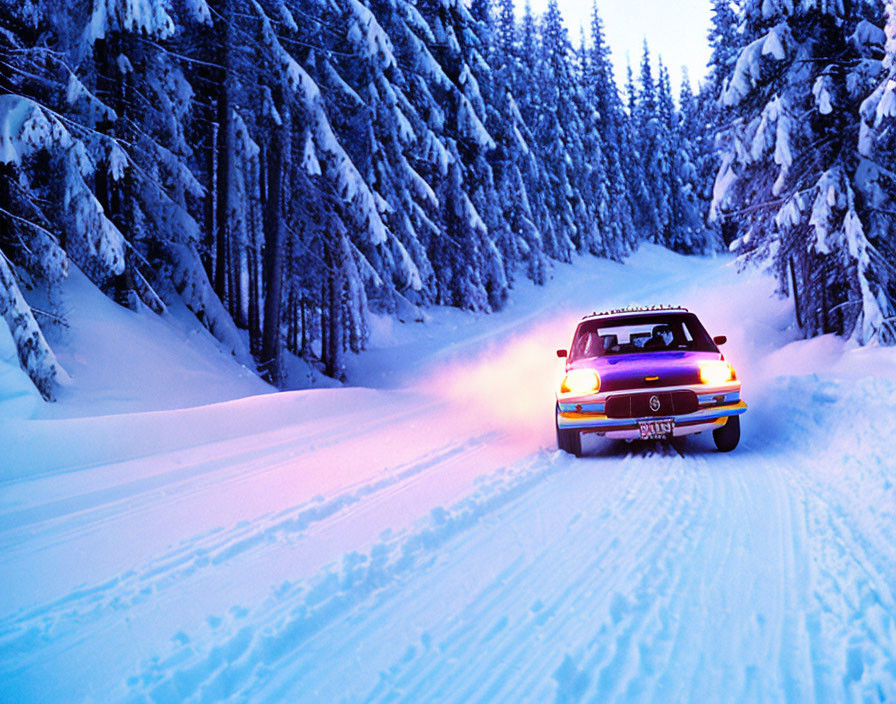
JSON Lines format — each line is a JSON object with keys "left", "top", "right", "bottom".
{"left": 569, "top": 313, "right": 716, "bottom": 361}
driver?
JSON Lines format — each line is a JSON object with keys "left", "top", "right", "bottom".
{"left": 647, "top": 324, "right": 674, "bottom": 350}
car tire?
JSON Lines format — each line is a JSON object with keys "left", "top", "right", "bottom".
{"left": 713, "top": 415, "right": 740, "bottom": 452}
{"left": 556, "top": 404, "right": 582, "bottom": 457}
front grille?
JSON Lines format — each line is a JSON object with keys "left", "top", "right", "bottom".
{"left": 605, "top": 390, "right": 698, "bottom": 418}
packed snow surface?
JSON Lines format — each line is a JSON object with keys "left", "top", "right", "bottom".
{"left": 2, "top": 246, "right": 895, "bottom": 702}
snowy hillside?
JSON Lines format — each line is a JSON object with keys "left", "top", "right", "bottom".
{"left": 2, "top": 247, "right": 894, "bottom": 702}
{"left": 33, "top": 267, "right": 271, "bottom": 420}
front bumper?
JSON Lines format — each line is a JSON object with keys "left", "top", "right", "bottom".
{"left": 556, "top": 385, "right": 746, "bottom": 440}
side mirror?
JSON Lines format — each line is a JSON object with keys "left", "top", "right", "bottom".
{"left": 556, "top": 349, "right": 568, "bottom": 358}
{"left": 713, "top": 335, "right": 727, "bottom": 346}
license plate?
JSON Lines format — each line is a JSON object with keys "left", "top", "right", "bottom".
{"left": 638, "top": 418, "right": 674, "bottom": 440}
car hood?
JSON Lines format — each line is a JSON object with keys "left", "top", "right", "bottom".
{"left": 569, "top": 350, "right": 722, "bottom": 392}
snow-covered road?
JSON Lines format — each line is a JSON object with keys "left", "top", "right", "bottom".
{"left": 2, "top": 248, "right": 894, "bottom": 702}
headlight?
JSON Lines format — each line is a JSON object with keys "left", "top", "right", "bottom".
{"left": 699, "top": 361, "right": 736, "bottom": 385}
{"left": 561, "top": 369, "right": 600, "bottom": 394}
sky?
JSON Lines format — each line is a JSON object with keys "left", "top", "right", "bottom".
{"left": 526, "top": 0, "right": 714, "bottom": 96}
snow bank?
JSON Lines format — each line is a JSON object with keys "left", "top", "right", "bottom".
{"left": 0, "top": 387, "right": 386, "bottom": 479}
{"left": 37, "top": 266, "right": 270, "bottom": 419}
{"left": 0, "top": 315, "right": 41, "bottom": 419}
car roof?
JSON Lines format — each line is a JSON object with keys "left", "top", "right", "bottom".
{"left": 580, "top": 305, "right": 690, "bottom": 322}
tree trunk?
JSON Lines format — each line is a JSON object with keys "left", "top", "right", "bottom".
{"left": 214, "top": 2, "right": 233, "bottom": 306}
{"left": 789, "top": 255, "right": 802, "bottom": 331}
{"left": 260, "top": 101, "right": 287, "bottom": 384}
{"left": 247, "top": 146, "right": 263, "bottom": 356}
{"left": 821, "top": 258, "right": 831, "bottom": 335}
{"left": 720, "top": 215, "right": 738, "bottom": 248}
{"left": 95, "top": 32, "right": 139, "bottom": 308}
{"left": 300, "top": 294, "right": 308, "bottom": 356}
{"left": 93, "top": 36, "right": 116, "bottom": 222}
{"left": 324, "top": 239, "right": 344, "bottom": 380}
{"left": 320, "top": 281, "right": 328, "bottom": 365}
{"left": 229, "top": 223, "right": 243, "bottom": 326}
{"left": 203, "top": 120, "right": 218, "bottom": 281}
{"left": 248, "top": 236, "right": 261, "bottom": 358}
{"left": 287, "top": 285, "right": 297, "bottom": 354}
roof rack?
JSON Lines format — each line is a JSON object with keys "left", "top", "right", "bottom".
{"left": 581, "top": 305, "right": 689, "bottom": 320}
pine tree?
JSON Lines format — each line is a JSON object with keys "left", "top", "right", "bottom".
{"left": 531, "top": 0, "right": 582, "bottom": 259}
{"left": 414, "top": 0, "right": 505, "bottom": 310}
{"left": 705, "top": 0, "right": 743, "bottom": 246}
{"left": 577, "top": 33, "right": 612, "bottom": 259}
{"left": 655, "top": 60, "right": 676, "bottom": 239}
{"left": 713, "top": 0, "right": 895, "bottom": 343}
{"left": 856, "top": 0, "right": 896, "bottom": 343}
{"left": 661, "top": 70, "right": 713, "bottom": 254}
{"left": 515, "top": 0, "right": 562, "bottom": 261}
{"left": 630, "top": 42, "right": 664, "bottom": 240}
{"left": 584, "top": 4, "right": 634, "bottom": 258}
{"left": 688, "top": 73, "right": 723, "bottom": 250}
{"left": 0, "top": 2, "right": 125, "bottom": 397}
{"left": 474, "top": 0, "right": 547, "bottom": 284}
{"left": 707, "top": 0, "right": 741, "bottom": 97}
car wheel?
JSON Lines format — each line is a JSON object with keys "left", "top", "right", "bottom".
{"left": 555, "top": 404, "right": 582, "bottom": 457}
{"left": 713, "top": 415, "right": 740, "bottom": 452}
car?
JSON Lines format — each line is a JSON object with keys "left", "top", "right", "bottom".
{"left": 554, "top": 306, "right": 746, "bottom": 456}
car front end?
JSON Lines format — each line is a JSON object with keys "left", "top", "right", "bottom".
{"left": 556, "top": 352, "right": 746, "bottom": 440}
{"left": 554, "top": 307, "right": 747, "bottom": 454}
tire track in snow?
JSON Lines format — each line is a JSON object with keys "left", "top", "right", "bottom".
{"left": 369, "top": 452, "right": 671, "bottom": 703}
{"left": 111, "top": 450, "right": 582, "bottom": 703}
{"left": 785, "top": 469, "right": 896, "bottom": 700}
{"left": 763, "top": 377, "right": 896, "bottom": 700}
{"left": 593, "top": 456, "right": 717, "bottom": 703}
{"left": 284, "top": 445, "right": 804, "bottom": 704}
{"left": 277, "top": 449, "right": 716, "bottom": 704}
{"left": 542, "top": 453, "right": 720, "bottom": 703}
{"left": 0, "top": 434, "right": 499, "bottom": 677}
{"left": 0, "top": 394, "right": 444, "bottom": 542}
{"left": 460, "top": 455, "right": 706, "bottom": 704}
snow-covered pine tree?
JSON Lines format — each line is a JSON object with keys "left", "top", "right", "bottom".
{"left": 514, "top": 0, "right": 563, "bottom": 261}
{"left": 704, "top": 0, "right": 743, "bottom": 246}
{"left": 583, "top": 4, "right": 635, "bottom": 259}
{"left": 660, "top": 68, "right": 712, "bottom": 254}
{"left": 84, "top": 0, "right": 254, "bottom": 361}
{"left": 630, "top": 43, "right": 665, "bottom": 241}
{"left": 714, "top": 0, "right": 895, "bottom": 344}
{"left": 67, "top": 0, "right": 195, "bottom": 312}
{"left": 452, "top": 0, "right": 510, "bottom": 309}
{"left": 574, "top": 30, "right": 610, "bottom": 258}
{"left": 0, "top": 244, "right": 66, "bottom": 400}
{"left": 332, "top": 0, "right": 435, "bottom": 316}
{"left": 529, "top": 0, "right": 581, "bottom": 260}
{"left": 415, "top": 0, "right": 506, "bottom": 311}
{"left": 0, "top": 2, "right": 120, "bottom": 398}
{"left": 707, "top": 0, "right": 741, "bottom": 97}
{"left": 472, "top": 0, "right": 547, "bottom": 285}
{"left": 249, "top": 0, "right": 379, "bottom": 380}
{"left": 622, "top": 63, "right": 648, "bottom": 236}
{"left": 856, "top": 0, "right": 896, "bottom": 343}
{"left": 654, "top": 60, "right": 676, "bottom": 241}
{"left": 365, "top": 0, "right": 454, "bottom": 312}
{"left": 681, "top": 72, "right": 723, "bottom": 250}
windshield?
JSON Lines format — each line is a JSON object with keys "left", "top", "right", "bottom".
{"left": 568, "top": 313, "right": 717, "bottom": 361}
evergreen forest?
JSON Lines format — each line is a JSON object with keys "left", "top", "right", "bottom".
{"left": 1, "top": 0, "right": 894, "bottom": 399}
